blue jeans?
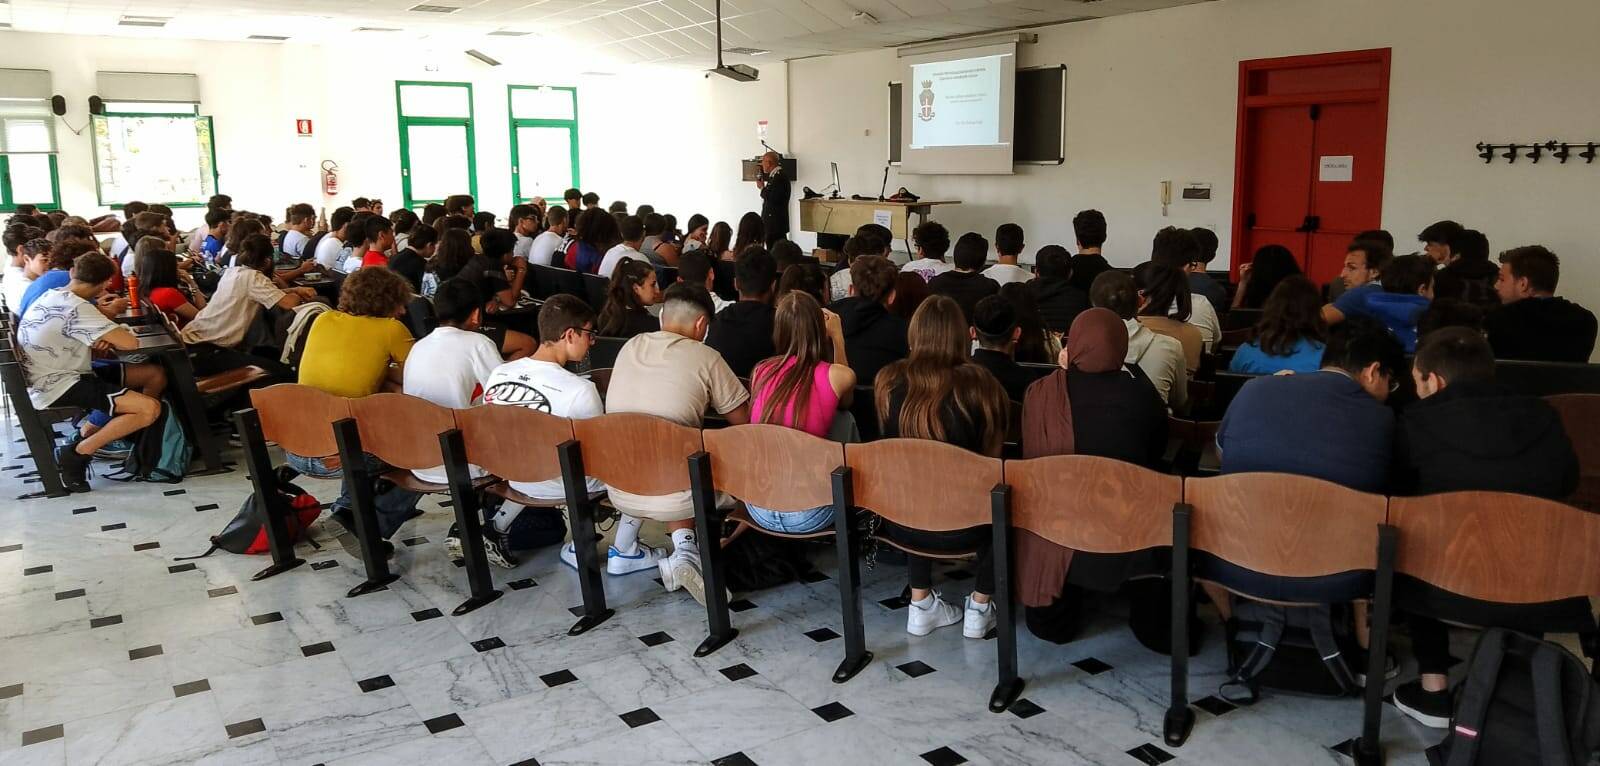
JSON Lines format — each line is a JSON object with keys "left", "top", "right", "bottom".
{"left": 285, "top": 452, "right": 422, "bottom": 540}
{"left": 745, "top": 504, "right": 835, "bottom": 534}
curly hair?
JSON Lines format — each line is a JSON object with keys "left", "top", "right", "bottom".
{"left": 51, "top": 239, "right": 101, "bottom": 270}
{"left": 338, "top": 266, "right": 413, "bottom": 318}
{"left": 1254, "top": 275, "right": 1325, "bottom": 357}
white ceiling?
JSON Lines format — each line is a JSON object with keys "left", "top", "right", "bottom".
{"left": 1, "top": 0, "right": 1211, "bottom": 67}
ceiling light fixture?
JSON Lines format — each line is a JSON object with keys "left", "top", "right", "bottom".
{"left": 409, "top": 4, "right": 460, "bottom": 12}
{"left": 489, "top": 29, "right": 530, "bottom": 36}
{"left": 248, "top": 34, "right": 289, "bottom": 40}
{"left": 354, "top": 26, "right": 401, "bottom": 32}
{"left": 119, "top": 15, "right": 170, "bottom": 27}
{"left": 465, "top": 49, "right": 502, "bottom": 66}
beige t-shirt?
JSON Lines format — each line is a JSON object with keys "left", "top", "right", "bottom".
{"left": 604, "top": 331, "right": 749, "bottom": 519}
{"left": 180, "top": 266, "right": 286, "bottom": 349}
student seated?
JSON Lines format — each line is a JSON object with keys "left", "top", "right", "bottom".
{"left": 1067, "top": 209, "right": 1112, "bottom": 293}
{"left": 460, "top": 229, "right": 536, "bottom": 359}
{"left": 1485, "top": 245, "right": 1598, "bottom": 362}
{"left": 729, "top": 213, "right": 764, "bottom": 262}
{"left": 1028, "top": 245, "right": 1089, "bottom": 335}
{"left": 829, "top": 232, "right": 880, "bottom": 304}
{"left": 137, "top": 249, "right": 207, "bottom": 327}
{"left": 1149, "top": 227, "right": 1221, "bottom": 349}
{"left": 743, "top": 291, "right": 855, "bottom": 534}
{"left": 19, "top": 239, "right": 99, "bottom": 318}
{"left": 983, "top": 223, "right": 1032, "bottom": 285}
{"left": 288, "top": 267, "right": 421, "bottom": 547}
{"left": 1389, "top": 328, "right": 1584, "bottom": 728}
{"left": 1232, "top": 244, "right": 1301, "bottom": 311}
{"left": 776, "top": 262, "right": 828, "bottom": 307}
{"left": 1134, "top": 263, "right": 1205, "bottom": 371}
{"left": 358, "top": 215, "right": 396, "bottom": 269}
{"left": 4, "top": 234, "right": 49, "bottom": 314}
{"left": 829, "top": 255, "right": 908, "bottom": 387}
{"left": 969, "top": 296, "right": 1033, "bottom": 402}
{"left": 596, "top": 259, "right": 662, "bottom": 339}
{"left": 901, "top": 220, "right": 954, "bottom": 282}
{"left": 674, "top": 249, "right": 730, "bottom": 313}
{"left": 1329, "top": 252, "right": 1433, "bottom": 353}
{"left": 1321, "top": 239, "right": 1390, "bottom": 326}
{"left": 875, "top": 295, "right": 1010, "bottom": 637}
{"left": 313, "top": 207, "right": 354, "bottom": 271}
{"left": 999, "top": 282, "right": 1060, "bottom": 365}
{"left": 929, "top": 232, "right": 1000, "bottom": 324}
{"left": 640, "top": 213, "right": 680, "bottom": 267}
{"left": 528, "top": 207, "right": 567, "bottom": 267}
{"left": 199, "top": 208, "right": 230, "bottom": 266}
{"left": 281, "top": 204, "right": 316, "bottom": 261}
{"left": 179, "top": 234, "right": 309, "bottom": 381}
{"left": 17, "top": 252, "right": 165, "bottom": 493}
{"left": 1229, "top": 275, "right": 1327, "bottom": 374}
{"left": 1217, "top": 316, "right": 1402, "bottom": 494}
{"left": 564, "top": 208, "right": 617, "bottom": 274}
{"left": 388, "top": 225, "right": 435, "bottom": 294}
{"left": 705, "top": 247, "right": 777, "bottom": 378}
{"left": 1185, "top": 227, "right": 1228, "bottom": 309}
{"left": 1091, "top": 271, "right": 1188, "bottom": 413}
{"left": 1433, "top": 228, "right": 1498, "bottom": 309}
{"left": 602, "top": 283, "right": 752, "bottom": 604}
{"left": 1018, "top": 307, "right": 1168, "bottom": 639}
{"left": 1417, "top": 219, "right": 1463, "bottom": 268}
{"left": 598, "top": 215, "right": 648, "bottom": 278}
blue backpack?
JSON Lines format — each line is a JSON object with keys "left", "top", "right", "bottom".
{"left": 108, "top": 401, "right": 193, "bottom": 483}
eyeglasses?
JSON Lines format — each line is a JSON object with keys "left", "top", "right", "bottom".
{"left": 573, "top": 327, "right": 597, "bottom": 340}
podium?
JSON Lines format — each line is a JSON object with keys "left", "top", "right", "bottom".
{"left": 799, "top": 198, "right": 961, "bottom": 240}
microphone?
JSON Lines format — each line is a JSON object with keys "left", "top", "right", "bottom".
{"left": 878, "top": 165, "right": 890, "bottom": 201}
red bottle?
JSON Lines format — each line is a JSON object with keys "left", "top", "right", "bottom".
{"left": 127, "top": 273, "right": 143, "bottom": 317}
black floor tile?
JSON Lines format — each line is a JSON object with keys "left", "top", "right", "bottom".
{"left": 90, "top": 615, "right": 122, "bottom": 629}
{"left": 402, "top": 537, "right": 428, "bottom": 547}
{"left": 168, "top": 563, "right": 197, "bottom": 574}
{"left": 728, "top": 599, "right": 758, "bottom": 612}
{"left": 129, "top": 644, "right": 164, "bottom": 661}
{"left": 310, "top": 560, "right": 339, "bottom": 570}
{"left": 411, "top": 608, "right": 443, "bottom": 621}
{"left": 507, "top": 578, "right": 536, "bottom": 590}
{"left": 567, "top": 605, "right": 586, "bottom": 617}
{"left": 21, "top": 724, "right": 64, "bottom": 746}
{"left": 173, "top": 679, "right": 210, "bottom": 697}
{"left": 1330, "top": 738, "right": 1359, "bottom": 757}
{"left": 358, "top": 675, "right": 395, "bottom": 693}
{"left": 195, "top": 503, "right": 219, "bottom": 512}
{"left": 637, "top": 631, "right": 674, "bottom": 647}
{"left": 507, "top": 760, "right": 540, "bottom": 766}
{"left": 619, "top": 707, "right": 660, "bottom": 728}
{"left": 540, "top": 669, "right": 578, "bottom": 688}
{"left": 250, "top": 612, "right": 284, "bottom": 626}
{"left": 71, "top": 506, "right": 96, "bottom": 515}
{"left": 0, "top": 543, "right": 22, "bottom": 553}
{"left": 22, "top": 565, "right": 51, "bottom": 576}
{"left": 207, "top": 586, "right": 238, "bottom": 598}
{"left": 896, "top": 660, "right": 936, "bottom": 678}
{"left": 1071, "top": 657, "right": 1114, "bottom": 675}
{"left": 811, "top": 701, "right": 853, "bottom": 722}
{"left": 301, "top": 641, "right": 336, "bottom": 657}
{"left": 804, "top": 627, "right": 840, "bottom": 642}
{"left": 99, "top": 523, "right": 126, "bottom": 531}
{"left": 225, "top": 718, "right": 266, "bottom": 738}
{"left": 133, "top": 542, "right": 160, "bottom": 551}
{"left": 54, "top": 588, "right": 85, "bottom": 600}
{"left": 1009, "top": 698, "right": 1045, "bottom": 719}
{"left": 0, "top": 683, "right": 21, "bottom": 700}
{"left": 1125, "top": 743, "right": 1175, "bottom": 765}
{"left": 878, "top": 594, "right": 911, "bottom": 610}
{"left": 712, "top": 753, "right": 757, "bottom": 766}
{"left": 1192, "top": 695, "right": 1237, "bottom": 717}
{"left": 423, "top": 713, "right": 465, "bottom": 734}
{"left": 720, "top": 663, "right": 759, "bottom": 682}
{"left": 472, "top": 637, "right": 506, "bottom": 652}
{"left": 162, "top": 489, "right": 186, "bottom": 496}
{"left": 920, "top": 746, "right": 967, "bottom": 766}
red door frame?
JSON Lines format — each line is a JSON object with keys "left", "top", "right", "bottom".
{"left": 1230, "top": 47, "right": 1391, "bottom": 279}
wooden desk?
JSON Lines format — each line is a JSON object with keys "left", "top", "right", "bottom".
{"left": 798, "top": 199, "right": 960, "bottom": 240}
{"left": 114, "top": 324, "right": 229, "bottom": 474}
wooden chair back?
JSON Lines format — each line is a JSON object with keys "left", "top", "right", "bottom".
{"left": 573, "top": 413, "right": 702, "bottom": 495}
{"left": 348, "top": 393, "right": 454, "bottom": 470}
{"left": 1389, "top": 492, "right": 1600, "bottom": 604}
{"left": 844, "top": 439, "right": 1001, "bottom": 532}
{"left": 456, "top": 405, "right": 574, "bottom": 484}
{"left": 250, "top": 384, "right": 351, "bottom": 457}
{"left": 1184, "top": 472, "right": 1386, "bottom": 579}
{"left": 1547, "top": 394, "right": 1600, "bottom": 509}
{"left": 704, "top": 424, "right": 843, "bottom": 512}
{"left": 1005, "top": 455, "right": 1180, "bottom": 553}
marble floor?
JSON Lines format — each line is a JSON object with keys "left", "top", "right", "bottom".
{"left": 0, "top": 415, "right": 1457, "bottom": 766}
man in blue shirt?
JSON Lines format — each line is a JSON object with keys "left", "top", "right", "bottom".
{"left": 1217, "top": 315, "right": 1404, "bottom": 494}
{"left": 200, "top": 208, "right": 231, "bottom": 265}
{"left": 1325, "top": 251, "right": 1432, "bottom": 352}
{"left": 17, "top": 239, "right": 102, "bottom": 318}
{"left": 1322, "top": 239, "right": 1389, "bottom": 325}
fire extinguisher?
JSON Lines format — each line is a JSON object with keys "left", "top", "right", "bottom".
{"left": 321, "top": 160, "right": 339, "bottom": 197}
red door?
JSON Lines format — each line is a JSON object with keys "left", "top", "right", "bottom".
{"left": 1232, "top": 49, "right": 1391, "bottom": 287}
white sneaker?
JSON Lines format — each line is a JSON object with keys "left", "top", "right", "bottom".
{"left": 558, "top": 541, "right": 579, "bottom": 570}
{"left": 963, "top": 596, "right": 996, "bottom": 639}
{"left": 607, "top": 544, "right": 665, "bottom": 576}
{"left": 906, "top": 591, "right": 963, "bottom": 636}
{"left": 670, "top": 553, "right": 706, "bottom": 606}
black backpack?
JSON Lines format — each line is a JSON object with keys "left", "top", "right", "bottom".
{"left": 1221, "top": 602, "right": 1360, "bottom": 703}
{"left": 176, "top": 466, "right": 322, "bottom": 560}
{"left": 1428, "top": 628, "right": 1600, "bottom": 766}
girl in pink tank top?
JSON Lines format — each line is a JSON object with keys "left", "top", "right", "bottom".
{"left": 751, "top": 358, "right": 838, "bottom": 437}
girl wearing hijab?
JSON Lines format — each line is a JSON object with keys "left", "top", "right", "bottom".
{"left": 874, "top": 295, "right": 1012, "bottom": 638}
{"left": 1016, "top": 307, "right": 1170, "bottom": 641}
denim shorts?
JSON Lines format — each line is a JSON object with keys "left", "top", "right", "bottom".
{"left": 745, "top": 503, "right": 835, "bottom": 535}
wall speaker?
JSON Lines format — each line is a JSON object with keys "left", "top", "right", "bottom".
{"left": 51, "top": 95, "right": 66, "bottom": 116}
{"left": 88, "top": 96, "right": 104, "bottom": 115}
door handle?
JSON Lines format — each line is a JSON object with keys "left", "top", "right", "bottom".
{"left": 1244, "top": 213, "right": 1257, "bottom": 229}
{"left": 1295, "top": 215, "right": 1321, "bottom": 233}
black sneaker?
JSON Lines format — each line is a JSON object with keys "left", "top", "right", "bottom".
{"left": 54, "top": 443, "right": 91, "bottom": 493}
{"left": 482, "top": 530, "right": 520, "bottom": 569}
{"left": 1352, "top": 646, "right": 1399, "bottom": 687}
{"left": 1393, "top": 680, "right": 1453, "bottom": 729}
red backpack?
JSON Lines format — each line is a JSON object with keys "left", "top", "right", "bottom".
{"left": 176, "top": 467, "right": 322, "bottom": 560}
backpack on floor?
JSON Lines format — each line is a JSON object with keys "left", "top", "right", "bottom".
{"left": 1428, "top": 628, "right": 1600, "bottom": 766}
{"left": 1220, "top": 602, "right": 1360, "bottom": 703}
{"left": 106, "top": 400, "right": 192, "bottom": 484}
{"left": 721, "top": 529, "right": 818, "bottom": 593}
{"left": 175, "top": 466, "right": 322, "bottom": 559}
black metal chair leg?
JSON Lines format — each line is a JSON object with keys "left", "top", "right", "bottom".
{"left": 690, "top": 452, "right": 737, "bottom": 656}
{"left": 989, "top": 484, "right": 1023, "bottom": 713}
{"left": 560, "top": 440, "right": 612, "bottom": 634}
{"left": 831, "top": 467, "right": 872, "bottom": 683}
{"left": 442, "top": 429, "right": 501, "bottom": 615}
{"left": 14, "top": 409, "right": 68, "bottom": 499}
{"left": 234, "top": 408, "right": 305, "bottom": 581}
{"left": 1165, "top": 503, "right": 1196, "bottom": 747}
{"left": 1354, "top": 525, "right": 1397, "bottom": 766}
{"left": 334, "top": 418, "right": 398, "bottom": 597}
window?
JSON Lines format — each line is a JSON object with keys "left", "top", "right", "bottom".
{"left": 0, "top": 68, "right": 61, "bottom": 211}
{"left": 396, "top": 81, "right": 476, "bottom": 208}
{"left": 508, "top": 85, "right": 579, "bottom": 204}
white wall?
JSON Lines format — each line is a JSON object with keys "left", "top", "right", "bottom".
{"left": 0, "top": 30, "right": 788, "bottom": 229}
{"left": 788, "top": 0, "right": 1600, "bottom": 315}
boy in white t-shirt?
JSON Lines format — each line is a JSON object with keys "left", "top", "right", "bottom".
{"left": 528, "top": 207, "right": 568, "bottom": 267}
{"left": 983, "top": 223, "right": 1033, "bottom": 285}
{"left": 402, "top": 279, "right": 515, "bottom": 566}
{"left": 481, "top": 295, "right": 618, "bottom": 571}
{"left": 901, "top": 220, "right": 954, "bottom": 282}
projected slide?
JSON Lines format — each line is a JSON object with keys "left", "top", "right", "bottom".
{"left": 909, "top": 54, "right": 1005, "bottom": 149}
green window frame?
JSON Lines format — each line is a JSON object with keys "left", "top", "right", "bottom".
{"left": 507, "top": 85, "right": 579, "bottom": 204}
{"left": 395, "top": 80, "right": 477, "bottom": 209}
{"left": 0, "top": 154, "right": 61, "bottom": 212}
{"left": 89, "top": 112, "right": 219, "bottom": 209}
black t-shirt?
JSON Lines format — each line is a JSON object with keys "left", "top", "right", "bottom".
{"left": 972, "top": 349, "right": 1033, "bottom": 403}
{"left": 1031, "top": 279, "right": 1090, "bottom": 334}
{"left": 609, "top": 307, "right": 660, "bottom": 339}
{"left": 389, "top": 248, "right": 425, "bottom": 293}
{"left": 1484, "top": 296, "right": 1599, "bottom": 363}
{"left": 927, "top": 270, "right": 1000, "bottom": 324}
{"left": 831, "top": 297, "right": 909, "bottom": 388}
{"left": 456, "top": 254, "right": 511, "bottom": 306}
{"left": 705, "top": 300, "right": 776, "bottom": 379}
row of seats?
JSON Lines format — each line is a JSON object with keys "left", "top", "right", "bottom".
{"left": 239, "top": 384, "right": 1600, "bottom": 764}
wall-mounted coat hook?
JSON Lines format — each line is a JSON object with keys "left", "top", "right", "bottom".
{"left": 1477, "top": 142, "right": 1495, "bottom": 163}
{"left": 1474, "top": 139, "right": 1600, "bottom": 165}
{"left": 1552, "top": 142, "right": 1571, "bottom": 164}
{"left": 1502, "top": 144, "right": 1521, "bottom": 163}
{"left": 1582, "top": 143, "right": 1599, "bottom": 164}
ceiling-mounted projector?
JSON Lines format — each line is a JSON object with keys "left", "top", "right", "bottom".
{"left": 709, "top": 63, "right": 759, "bottom": 82}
